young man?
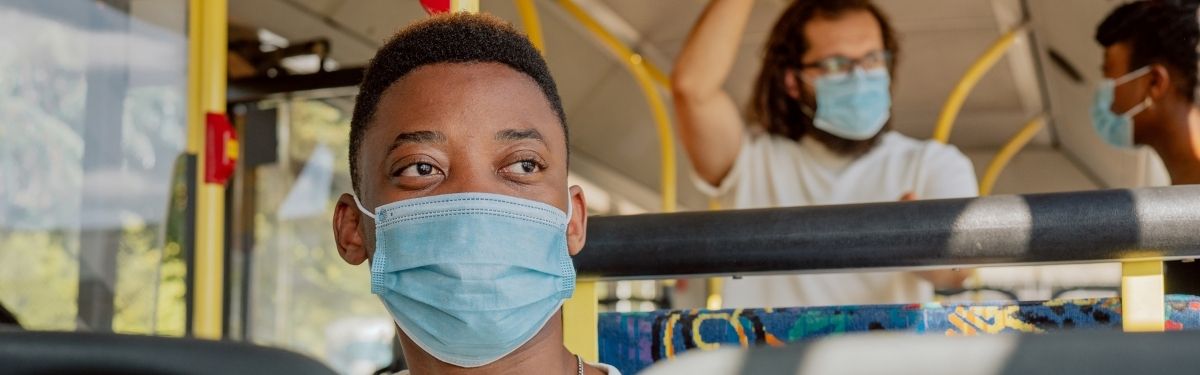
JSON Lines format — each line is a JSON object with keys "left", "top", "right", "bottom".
{"left": 1093, "top": 0, "right": 1200, "bottom": 293}
{"left": 331, "top": 14, "right": 619, "bottom": 374}
{"left": 671, "top": 0, "right": 977, "bottom": 308}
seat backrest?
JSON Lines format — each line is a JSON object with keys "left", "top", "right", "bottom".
{"left": 0, "top": 331, "right": 337, "bottom": 375}
{"left": 598, "top": 295, "right": 1200, "bottom": 374}
{"left": 660, "top": 329, "right": 1200, "bottom": 375}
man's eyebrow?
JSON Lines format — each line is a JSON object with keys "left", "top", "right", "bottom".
{"left": 388, "top": 130, "right": 446, "bottom": 152}
{"left": 495, "top": 128, "right": 546, "bottom": 144}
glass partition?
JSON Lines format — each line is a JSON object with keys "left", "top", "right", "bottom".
{"left": 238, "top": 94, "right": 394, "bottom": 375}
{"left": 0, "top": 0, "right": 189, "bottom": 335}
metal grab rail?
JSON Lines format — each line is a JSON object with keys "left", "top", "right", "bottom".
{"left": 933, "top": 25, "right": 1027, "bottom": 144}
{"left": 980, "top": 115, "right": 1046, "bottom": 196}
{"left": 574, "top": 186, "right": 1200, "bottom": 280}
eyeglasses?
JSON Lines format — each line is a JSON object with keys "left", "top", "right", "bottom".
{"left": 798, "top": 50, "right": 892, "bottom": 77}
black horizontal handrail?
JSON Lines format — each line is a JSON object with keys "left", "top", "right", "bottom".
{"left": 573, "top": 186, "right": 1200, "bottom": 280}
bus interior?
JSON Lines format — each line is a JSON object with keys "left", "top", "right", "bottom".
{"left": 2, "top": 0, "right": 1198, "bottom": 374}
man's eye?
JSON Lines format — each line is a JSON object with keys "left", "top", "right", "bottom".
{"left": 397, "top": 162, "right": 442, "bottom": 177}
{"left": 821, "top": 57, "right": 851, "bottom": 74}
{"left": 501, "top": 160, "right": 542, "bottom": 175}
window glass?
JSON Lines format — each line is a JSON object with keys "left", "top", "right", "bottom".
{"left": 246, "top": 96, "right": 394, "bottom": 375}
{"left": 0, "top": 0, "right": 189, "bottom": 335}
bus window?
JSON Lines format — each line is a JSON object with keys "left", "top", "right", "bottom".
{"left": 0, "top": 0, "right": 189, "bottom": 335}
{"left": 234, "top": 94, "right": 394, "bottom": 374}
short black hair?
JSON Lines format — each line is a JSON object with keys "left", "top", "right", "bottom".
{"left": 349, "top": 13, "right": 566, "bottom": 194}
{"left": 1096, "top": 0, "right": 1200, "bottom": 102}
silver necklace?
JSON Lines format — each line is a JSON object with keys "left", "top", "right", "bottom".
{"left": 575, "top": 354, "right": 584, "bottom": 375}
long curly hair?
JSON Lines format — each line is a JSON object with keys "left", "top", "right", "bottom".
{"left": 749, "top": 0, "right": 899, "bottom": 155}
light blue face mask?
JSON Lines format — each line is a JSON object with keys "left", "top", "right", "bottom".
{"left": 806, "top": 67, "right": 892, "bottom": 140}
{"left": 1092, "top": 66, "right": 1151, "bottom": 148}
{"left": 354, "top": 192, "right": 575, "bottom": 368}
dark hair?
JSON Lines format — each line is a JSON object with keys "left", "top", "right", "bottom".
{"left": 0, "top": 302, "right": 20, "bottom": 328}
{"left": 749, "top": 0, "right": 899, "bottom": 155}
{"left": 349, "top": 13, "right": 566, "bottom": 194}
{"left": 1096, "top": 0, "right": 1200, "bottom": 103}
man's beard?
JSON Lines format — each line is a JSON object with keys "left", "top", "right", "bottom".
{"left": 802, "top": 121, "right": 887, "bottom": 157}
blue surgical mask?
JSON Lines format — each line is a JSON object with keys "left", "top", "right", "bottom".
{"left": 354, "top": 192, "right": 576, "bottom": 368}
{"left": 806, "top": 67, "right": 892, "bottom": 140}
{"left": 1092, "top": 66, "right": 1151, "bottom": 148}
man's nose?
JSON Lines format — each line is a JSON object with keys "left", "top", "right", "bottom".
{"left": 441, "top": 161, "right": 508, "bottom": 196}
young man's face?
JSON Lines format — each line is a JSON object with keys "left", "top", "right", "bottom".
{"left": 791, "top": 9, "right": 886, "bottom": 100}
{"left": 333, "top": 62, "right": 587, "bottom": 264}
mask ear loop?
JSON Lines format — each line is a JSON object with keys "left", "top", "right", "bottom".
{"left": 1114, "top": 66, "right": 1152, "bottom": 86}
{"left": 353, "top": 194, "right": 377, "bottom": 220}
{"left": 565, "top": 189, "right": 574, "bottom": 220}
{"left": 1123, "top": 96, "right": 1153, "bottom": 118}
{"left": 1110, "top": 66, "right": 1154, "bottom": 118}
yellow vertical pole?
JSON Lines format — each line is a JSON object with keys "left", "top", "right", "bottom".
{"left": 563, "top": 281, "right": 599, "bottom": 361}
{"left": 188, "top": 0, "right": 228, "bottom": 340}
{"left": 515, "top": 0, "right": 545, "bottom": 53}
{"left": 450, "top": 0, "right": 479, "bottom": 13}
{"left": 1121, "top": 261, "right": 1165, "bottom": 332}
{"left": 706, "top": 198, "right": 723, "bottom": 310}
{"left": 705, "top": 279, "right": 724, "bottom": 310}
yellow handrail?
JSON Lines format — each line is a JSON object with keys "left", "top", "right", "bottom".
{"left": 514, "top": 0, "right": 545, "bottom": 53}
{"left": 979, "top": 115, "right": 1044, "bottom": 196}
{"left": 646, "top": 61, "right": 670, "bottom": 88}
{"left": 556, "top": 0, "right": 676, "bottom": 213}
{"left": 933, "top": 26, "right": 1026, "bottom": 144}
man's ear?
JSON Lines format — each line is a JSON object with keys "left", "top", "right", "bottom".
{"left": 333, "top": 193, "right": 370, "bottom": 265}
{"left": 1148, "top": 64, "right": 1173, "bottom": 100}
{"left": 784, "top": 70, "right": 804, "bottom": 100}
{"left": 566, "top": 185, "right": 588, "bottom": 256}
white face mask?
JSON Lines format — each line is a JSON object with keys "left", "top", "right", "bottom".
{"left": 353, "top": 191, "right": 575, "bottom": 368}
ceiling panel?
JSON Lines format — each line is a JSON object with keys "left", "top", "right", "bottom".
{"left": 532, "top": 2, "right": 627, "bottom": 115}
{"left": 291, "top": 0, "right": 347, "bottom": 14}
{"left": 599, "top": 0, "right": 784, "bottom": 45}
{"left": 877, "top": 0, "right": 998, "bottom": 28}
{"left": 326, "top": 0, "right": 424, "bottom": 48}
{"left": 229, "top": 0, "right": 382, "bottom": 65}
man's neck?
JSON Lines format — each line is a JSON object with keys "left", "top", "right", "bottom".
{"left": 400, "top": 313, "right": 593, "bottom": 375}
{"left": 1145, "top": 105, "right": 1200, "bottom": 185}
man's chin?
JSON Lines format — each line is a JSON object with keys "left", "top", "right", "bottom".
{"left": 806, "top": 125, "right": 886, "bottom": 157}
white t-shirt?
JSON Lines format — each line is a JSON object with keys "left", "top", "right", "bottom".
{"left": 694, "top": 131, "right": 978, "bottom": 308}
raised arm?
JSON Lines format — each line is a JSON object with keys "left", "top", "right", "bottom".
{"left": 670, "top": 0, "right": 756, "bottom": 186}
